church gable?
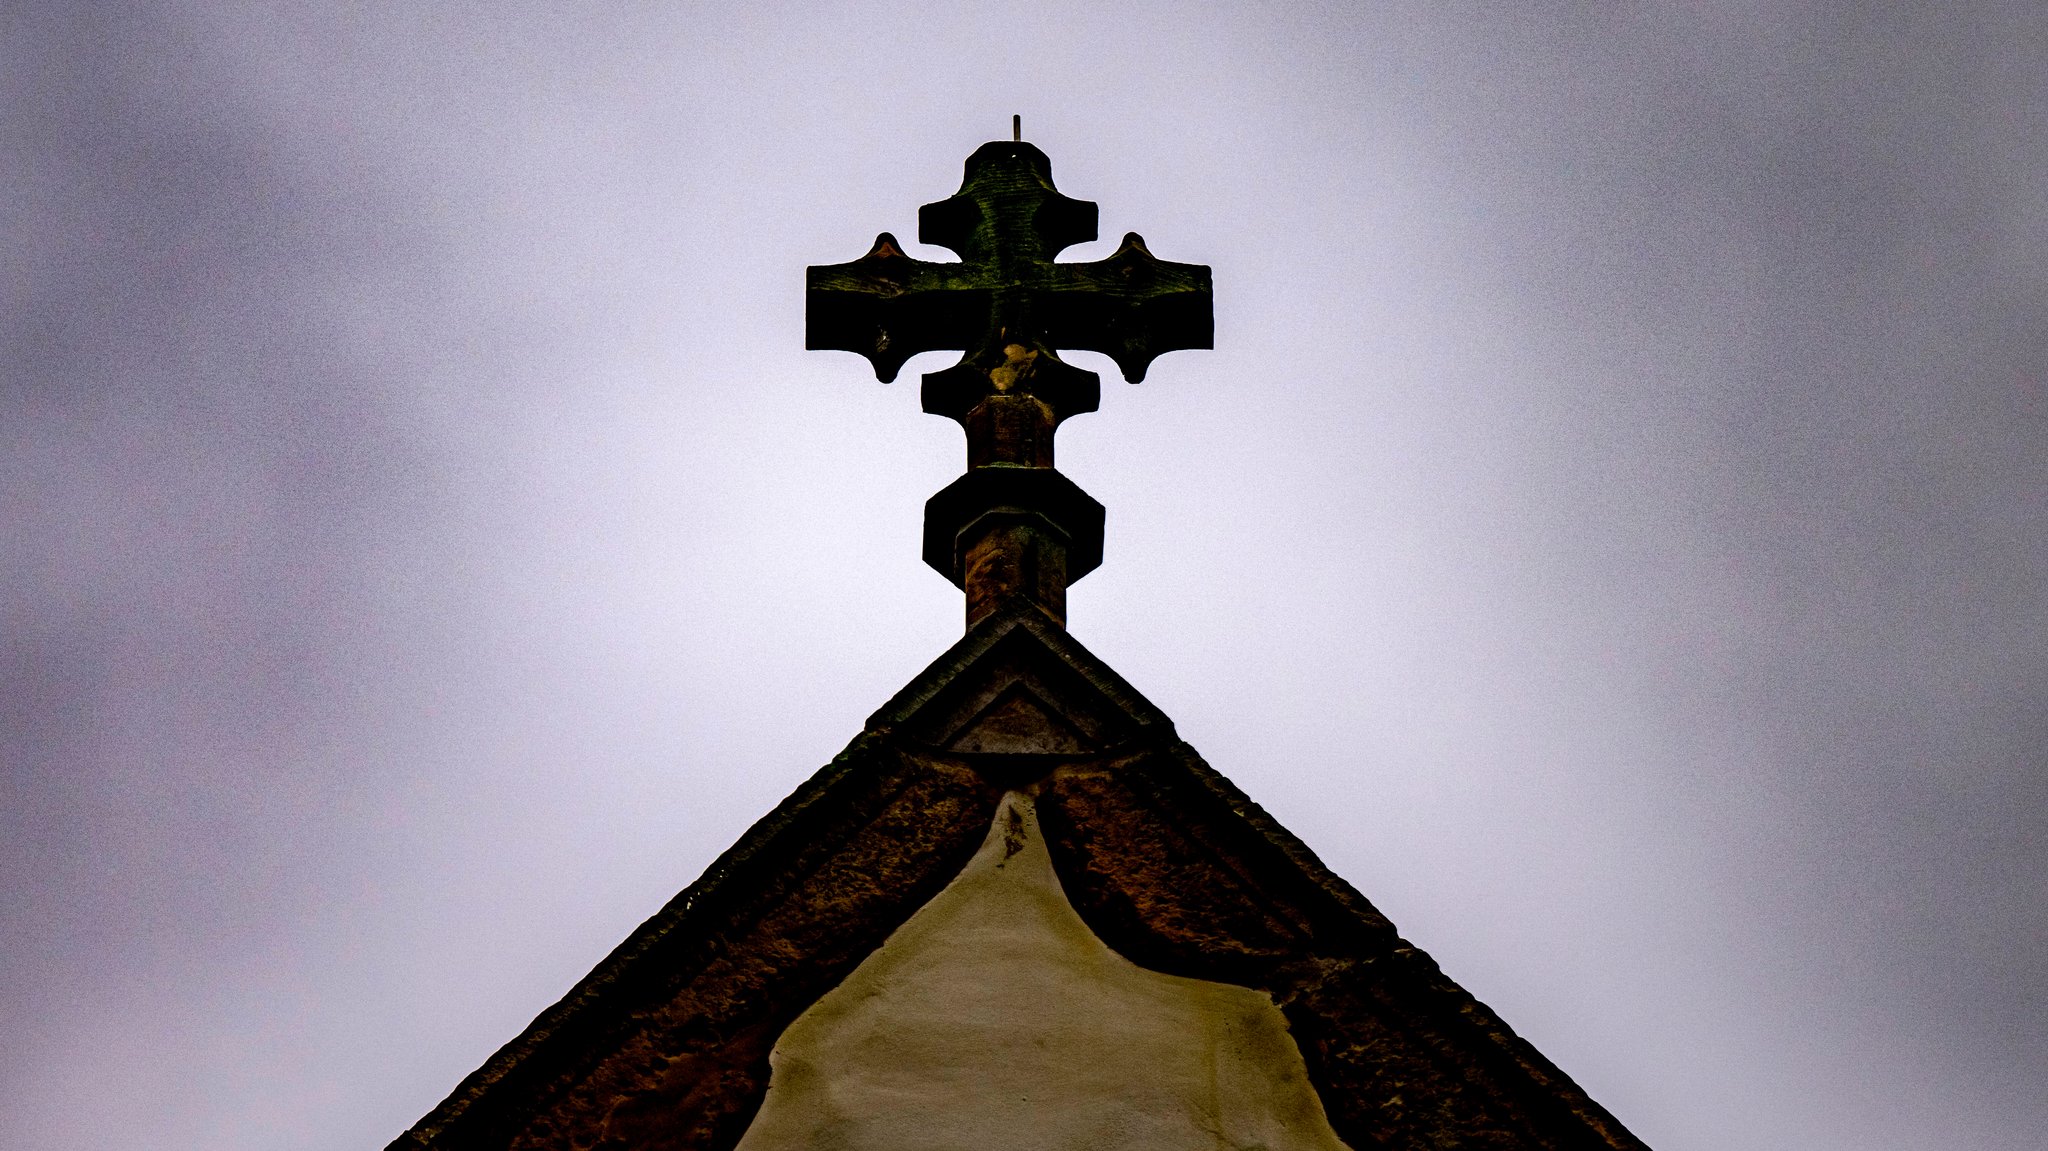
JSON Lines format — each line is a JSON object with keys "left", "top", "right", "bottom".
{"left": 392, "top": 606, "right": 1648, "bottom": 1151}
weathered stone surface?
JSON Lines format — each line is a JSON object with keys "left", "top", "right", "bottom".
{"left": 921, "top": 468, "right": 1104, "bottom": 629}
{"left": 1036, "top": 760, "right": 1313, "bottom": 984}
{"left": 734, "top": 791, "right": 1349, "bottom": 1151}
{"left": 874, "top": 604, "right": 1163, "bottom": 756}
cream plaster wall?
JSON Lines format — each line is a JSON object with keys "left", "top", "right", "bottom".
{"left": 732, "top": 791, "right": 1352, "bottom": 1151}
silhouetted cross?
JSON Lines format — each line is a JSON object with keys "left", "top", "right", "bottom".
{"left": 807, "top": 140, "right": 1211, "bottom": 457}
{"left": 806, "top": 137, "right": 1212, "bottom": 626}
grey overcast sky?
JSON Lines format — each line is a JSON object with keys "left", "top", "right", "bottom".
{"left": 4, "top": 3, "right": 2044, "bottom": 1148}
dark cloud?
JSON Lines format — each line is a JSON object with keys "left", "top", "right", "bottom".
{"left": 2, "top": 2, "right": 450, "bottom": 1126}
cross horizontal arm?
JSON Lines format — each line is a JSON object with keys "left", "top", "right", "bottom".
{"left": 1035, "top": 233, "right": 1212, "bottom": 383}
{"left": 807, "top": 232, "right": 1211, "bottom": 383}
{"left": 806, "top": 233, "right": 990, "bottom": 382}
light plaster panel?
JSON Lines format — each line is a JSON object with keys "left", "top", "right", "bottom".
{"left": 733, "top": 791, "right": 1352, "bottom": 1151}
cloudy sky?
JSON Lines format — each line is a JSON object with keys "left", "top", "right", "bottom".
{"left": 4, "top": 3, "right": 2044, "bottom": 1149}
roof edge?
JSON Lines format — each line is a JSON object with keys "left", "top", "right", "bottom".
{"left": 387, "top": 729, "right": 902, "bottom": 1149}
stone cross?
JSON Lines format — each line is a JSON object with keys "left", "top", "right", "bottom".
{"left": 808, "top": 138, "right": 1212, "bottom": 628}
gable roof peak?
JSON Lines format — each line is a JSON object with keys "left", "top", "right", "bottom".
{"left": 867, "top": 597, "right": 1174, "bottom": 755}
